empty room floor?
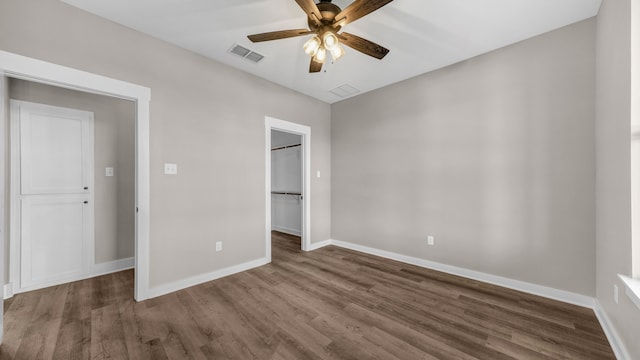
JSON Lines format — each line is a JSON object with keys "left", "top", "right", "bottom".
{"left": 2, "top": 231, "right": 615, "bottom": 359}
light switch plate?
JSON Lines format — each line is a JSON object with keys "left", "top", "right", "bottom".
{"left": 105, "top": 167, "right": 114, "bottom": 177}
{"left": 164, "top": 163, "right": 178, "bottom": 175}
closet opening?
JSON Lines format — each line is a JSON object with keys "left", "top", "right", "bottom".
{"left": 264, "top": 117, "right": 311, "bottom": 261}
{"left": 271, "top": 130, "right": 303, "bottom": 252}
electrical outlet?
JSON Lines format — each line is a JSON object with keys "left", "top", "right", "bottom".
{"left": 427, "top": 235, "right": 434, "bottom": 246}
{"left": 614, "top": 284, "right": 619, "bottom": 304}
{"left": 164, "top": 163, "right": 178, "bottom": 175}
{"left": 215, "top": 241, "right": 222, "bottom": 252}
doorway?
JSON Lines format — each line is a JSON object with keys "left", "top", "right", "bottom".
{"left": 265, "top": 117, "right": 311, "bottom": 261}
{"left": 271, "top": 130, "right": 302, "bottom": 251}
{"left": 0, "top": 50, "right": 151, "bottom": 301}
{"left": 9, "top": 75, "right": 137, "bottom": 294}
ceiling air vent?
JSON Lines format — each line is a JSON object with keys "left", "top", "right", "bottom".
{"left": 229, "top": 44, "right": 264, "bottom": 63}
{"left": 330, "top": 84, "right": 361, "bottom": 98}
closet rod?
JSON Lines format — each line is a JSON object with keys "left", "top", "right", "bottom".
{"left": 271, "top": 191, "right": 302, "bottom": 196}
{"left": 271, "top": 144, "right": 302, "bottom": 151}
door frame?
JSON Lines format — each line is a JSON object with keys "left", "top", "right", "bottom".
{"left": 10, "top": 100, "right": 96, "bottom": 293}
{"left": 265, "top": 116, "right": 311, "bottom": 259}
{"left": 0, "top": 51, "right": 151, "bottom": 301}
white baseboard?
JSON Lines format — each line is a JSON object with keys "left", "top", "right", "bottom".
{"left": 93, "top": 257, "right": 135, "bottom": 277}
{"left": 325, "top": 239, "right": 595, "bottom": 308}
{"left": 3, "top": 283, "right": 13, "bottom": 300}
{"left": 318, "top": 239, "right": 634, "bottom": 359}
{"left": 146, "top": 257, "right": 269, "bottom": 299}
{"left": 594, "top": 300, "right": 631, "bottom": 360}
{"left": 272, "top": 225, "right": 301, "bottom": 236}
{"left": 307, "top": 239, "right": 333, "bottom": 251}
{"left": 7, "top": 257, "right": 135, "bottom": 298}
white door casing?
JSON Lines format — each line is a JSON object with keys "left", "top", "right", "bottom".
{"left": 10, "top": 100, "right": 94, "bottom": 292}
{"left": 0, "top": 50, "right": 151, "bottom": 302}
{"left": 265, "top": 117, "right": 311, "bottom": 259}
{"left": 0, "top": 70, "right": 6, "bottom": 344}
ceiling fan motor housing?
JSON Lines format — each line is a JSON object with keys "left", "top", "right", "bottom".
{"left": 309, "top": 0, "right": 342, "bottom": 29}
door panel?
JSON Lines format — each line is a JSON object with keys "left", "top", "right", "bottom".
{"left": 20, "top": 105, "right": 90, "bottom": 195}
{"left": 21, "top": 196, "right": 89, "bottom": 288}
{"left": 11, "top": 100, "right": 94, "bottom": 292}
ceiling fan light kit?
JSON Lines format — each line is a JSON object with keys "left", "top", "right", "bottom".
{"left": 248, "top": 0, "right": 393, "bottom": 73}
{"left": 314, "top": 46, "right": 327, "bottom": 62}
{"left": 303, "top": 35, "right": 322, "bottom": 56}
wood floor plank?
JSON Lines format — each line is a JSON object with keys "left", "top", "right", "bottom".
{"left": 118, "top": 300, "right": 150, "bottom": 360}
{"left": 2, "top": 231, "right": 616, "bottom": 359}
{"left": 2, "top": 287, "right": 43, "bottom": 358}
{"left": 90, "top": 304, "right": 129, "bottom": 360}
{"left": 52, "top": 279, "right": 92, "bottom": 359}
{"left": 13, "top": 284, "right": 67, "bottom": 359}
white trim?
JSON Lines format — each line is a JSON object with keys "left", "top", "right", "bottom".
{"left": 93, "top": 257, "right": 135, "bottom": 277}
{"left": 10, "top": 256, "right": 135, "bottom": 297}
{"left": 272, "top": 226, "right": 301, "bottom": 237}
{"left": 3, "top": 283, "right": 12, "bottom": 300}
{"left": 594, "top": 300, "right": 632, "bottom": 360}
{"left": 327, "top": 239, "right": 595, "bottom": 308}
{"left": 146, "top": 257, "right": 269, "bottom": 299}
{"left": 9, "top": 103, "right": 17, "bottom": 298}
{"left": 307, "top": 239, "right": 333, "bottom": 251}
{"left": 0, "top": 50, "right": 151, "bottom": 301}
{"left": 618, "top": 274, "right": 640, "bottom": 310}
{"left": 0, "top": 73, "right": 5, "bottom": 345}
{"left": 265, "top": 117, "right": 311, "bottom": 259}
{"left": 0, "top": 52, "right": 148, "bottom": 102}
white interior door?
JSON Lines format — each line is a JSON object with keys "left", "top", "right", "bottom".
{"left": 11, "top": 100, "right": 94, "bottom": 292}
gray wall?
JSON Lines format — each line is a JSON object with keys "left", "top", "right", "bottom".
{"left": 595, "top": 0, "right": 640, "bottom": 357}
{"left": 332, "top": 19, "right": 596, "bottom": 296}
{"left": 8, "top": 79, "right": 135, "bottom": 265}
{"left": 0, "top": 0, "right": 331, "bottom": 288}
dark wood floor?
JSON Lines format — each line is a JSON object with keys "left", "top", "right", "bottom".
{"left": 2, "top": 232, "right": 615, "bottom": 359}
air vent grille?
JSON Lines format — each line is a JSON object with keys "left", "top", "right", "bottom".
{"left": 330, "top": 84, "right": 361, "bottom": 98}
{"left": 229, "top": 44, "right": 264, "bottom": 63}
{"left": 245, "top": 52, "right": 264, "bottom": 63}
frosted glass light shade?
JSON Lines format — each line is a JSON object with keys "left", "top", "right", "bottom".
{"left": 314, "top": 47, "right": 327, "bottom": 63}
{"left": 330, "top": 45, "right": 344, "bottom": 61}
{"left": 323, "top": 32, "right": 339, "bottom": 51}
{"left": 303, "top": 36, "right": 321, "bottom": 57}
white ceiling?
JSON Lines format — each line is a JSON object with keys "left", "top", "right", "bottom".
{"left": 61, "top": 0, "right": 602, "bottom": 104}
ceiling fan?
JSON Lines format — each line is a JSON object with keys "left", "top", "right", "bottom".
{"left": 247, "top": 0, "right": 393, "bottom": 73}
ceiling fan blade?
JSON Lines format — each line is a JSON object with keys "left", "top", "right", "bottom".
{"left": 309, "top": 58, "right": 323, "bottom": 73}
{"left": 339, "top": 32, "right": 389, "bottom": 59}
{"left": 248, "top": 29, "right": 313, "bottom": 42}
{"left": 335, "top": 0, "right": 394, "bottom": 26}
{"left": 295, "top": 0, "right": 322, "bottom": 25}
